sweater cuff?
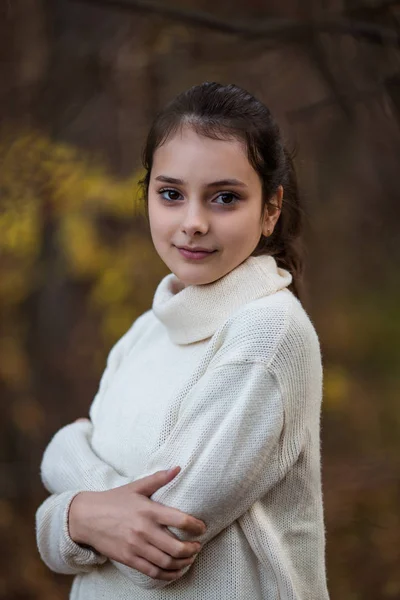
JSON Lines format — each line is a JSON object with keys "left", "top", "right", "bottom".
{"left": 61, "top": 490, "right": 107, "bottom": 568}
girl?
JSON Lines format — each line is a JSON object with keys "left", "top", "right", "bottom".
{"left": 36, "top": 82, "right": 330, "bottom": 599}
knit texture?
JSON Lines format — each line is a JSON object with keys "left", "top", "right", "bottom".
{"left": 35, "top": 254, "right": 330, "bottom": 599}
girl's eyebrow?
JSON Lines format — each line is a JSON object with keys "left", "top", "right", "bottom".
{"left": 155, "top": 175, "right": 248, "bottom": 188}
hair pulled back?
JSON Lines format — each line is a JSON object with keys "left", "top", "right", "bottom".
{"left": 140, "top": 82, "right": 305, "bottom": 300}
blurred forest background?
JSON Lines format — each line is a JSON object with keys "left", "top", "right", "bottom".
{"left": 0, "top": 0, "right": 399, "bottom": 598}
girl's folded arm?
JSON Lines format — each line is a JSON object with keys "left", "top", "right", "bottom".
{"left": 39, "top": 360, "right": 301, "bottom": 590}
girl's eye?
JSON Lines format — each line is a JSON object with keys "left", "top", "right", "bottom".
{"left": 159, "top": 188, "right": 182, "bottom": 202}
{"left": 158, "top": 189, "right": 240, "bottom": 206}
{"left": 214, "top": 192, "right": 240, "bottom": 206}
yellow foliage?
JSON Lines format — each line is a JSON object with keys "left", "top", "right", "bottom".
{"left": 91, "top": 267, "right": 131, "bottom": 306}
{"left": 0, "top": 125, "right": 157, "bottom": 377}
{"left": 383, "top": 580, "right": 400, "bottom": 598}
{"left": 0, "top": 198, "right": 40, "bottom": 258}
{"left": 101, "top": 305, "right": 141, "bottom": 343}
{"left": 58, "top": 214, "right": 107, "bottom": 278}
{"left": 0, "top": 126, "right": 147, "bottom": 323}
{"left": 323, "top": 364, "right": 350, "bottom": 410}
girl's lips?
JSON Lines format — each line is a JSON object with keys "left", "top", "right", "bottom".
{"left": 177, "top": 247, "right": 217, "bottom": 260}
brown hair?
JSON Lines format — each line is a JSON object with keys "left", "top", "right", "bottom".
{"left": 140, "top": 82, "right": 305, "bottom": 300}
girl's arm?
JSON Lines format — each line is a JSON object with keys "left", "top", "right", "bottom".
{"left": 40, "top": 419, "right": 132, "bottom": 495}
{"left": 35, "top": 420, "right": 135, "bottom": 574}
{"left": 39, "top": 360, "right": 296, "bottom": 590}
{"left": 36, "top": 421, "right": 205, "bottom": 580}
{"left": 35, "top": 422, "right": 135, "bottom": 574}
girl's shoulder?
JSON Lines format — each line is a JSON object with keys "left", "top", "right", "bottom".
{"left": 210, "top": 289, "right": 321, "bottom": 370}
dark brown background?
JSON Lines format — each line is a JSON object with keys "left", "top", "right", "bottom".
{"left": 0, "top": 1, "right": 399, "bottom": 598}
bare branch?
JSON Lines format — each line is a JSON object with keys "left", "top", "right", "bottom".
{"left": 344, "top": 0, "right": 400, "bottom": 17}
{"left": 305, "top": 34, "right": 356, "bottom": 122}
{"left": 71, "top": 0, "right": 400, "bottom": 46}
{"left": 286, "top": 84, "right": 385, "bottom": 122}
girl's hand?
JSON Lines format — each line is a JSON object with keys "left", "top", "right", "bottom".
{"left": 74, "top": 417, "right": 90, "bottom": 423}
{"left": 68, "top": 466, "right": 205, "bottom": 581}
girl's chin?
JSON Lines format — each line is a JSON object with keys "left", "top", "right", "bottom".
{"left": 172, "top": 267, "right": 220, "bottom": 287}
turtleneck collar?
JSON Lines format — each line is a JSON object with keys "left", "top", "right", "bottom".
{"left": 152, "top": 254, "right": 293, "bottom": 345}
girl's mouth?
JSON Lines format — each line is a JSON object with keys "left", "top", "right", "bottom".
{"left": 177, "top": 247, "right": 217, "bottom": 260}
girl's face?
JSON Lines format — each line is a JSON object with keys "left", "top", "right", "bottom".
{"left": 148, "top": 125, "right": 282, "bottom": 287}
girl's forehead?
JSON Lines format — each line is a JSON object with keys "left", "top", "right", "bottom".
{"left": 159, "top": 124, "right": 245, "bottom": 151}
{"left": 152, "top": 126, "right": 255, "bottom": 180}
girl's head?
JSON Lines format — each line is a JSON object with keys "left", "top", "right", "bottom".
{"left": 140, "top": 82, "right": 304, "bottom": 299}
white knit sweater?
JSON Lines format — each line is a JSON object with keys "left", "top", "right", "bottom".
{"left": 36, "top": 254, "right": 330, "bottom": 600}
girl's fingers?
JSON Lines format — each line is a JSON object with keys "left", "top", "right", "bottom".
{"left": 132, "top": 468, "right": 180, "bottom": 497}
{"left": 138, "top": 540, "right": 196, "bottom": 572}
{"left": 151, "top": 501, "right": 206, "bottom": 536}
{"left": 125, "top": 554, "right": 184, "bottom": 581}
{"left": 145, "top": 523, "right": 201, "bottom": 560}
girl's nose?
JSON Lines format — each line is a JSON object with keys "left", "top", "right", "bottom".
{"left": 180, "top": 204, "right": 209, "bottom": 236}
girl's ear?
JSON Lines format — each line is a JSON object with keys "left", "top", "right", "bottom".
{"left": 262, "top": 185, "right": 283, "bottom": 236}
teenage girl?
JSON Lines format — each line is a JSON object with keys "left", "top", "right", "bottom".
{"left": 36, "top": 82, "right": 330, "bottom": 600}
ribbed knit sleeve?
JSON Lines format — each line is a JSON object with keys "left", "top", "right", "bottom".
{"left": 35, "top": 490, "right": 108, "bottom": 574}
{"left": 39, "top": 362, "right": 286, "bottom": 590}
{"left": 40, "top": 421, "right": 132, "bottom": 494}
{"left": 124, "top": 361, "right": 286, "bottom": 589}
